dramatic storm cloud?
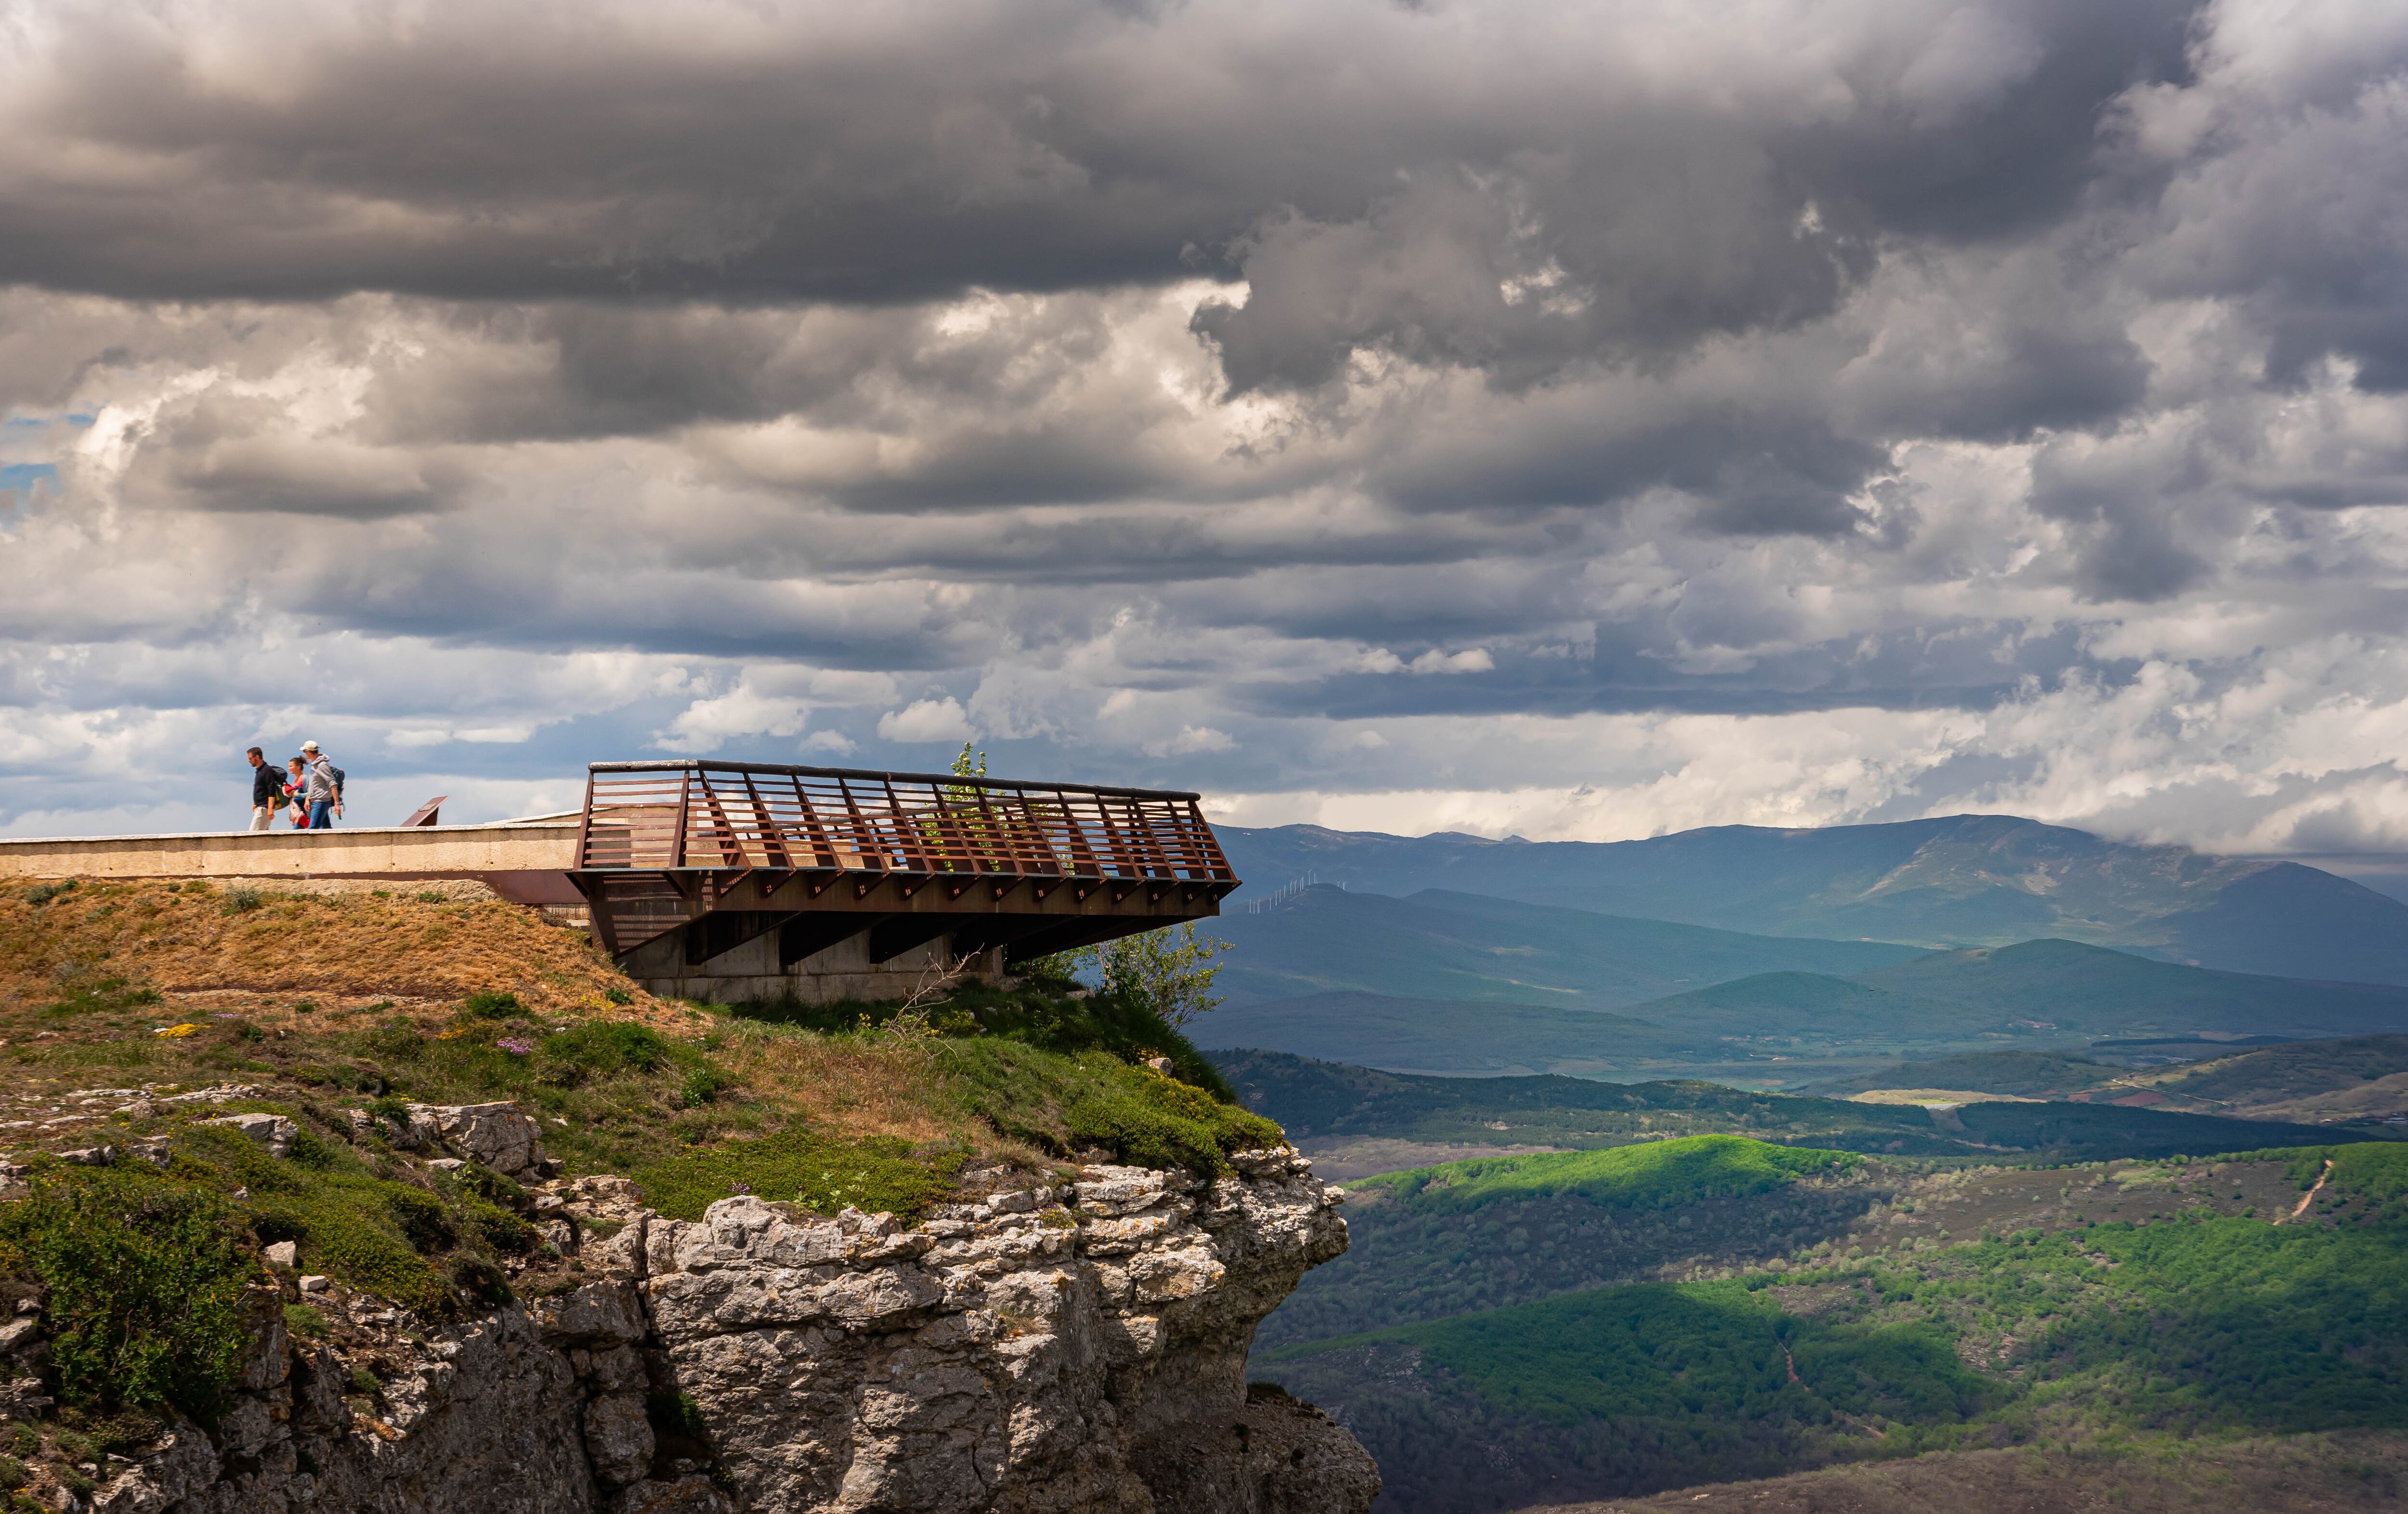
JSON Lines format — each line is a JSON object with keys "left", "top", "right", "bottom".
{"left": 8, "top": 0, "right": 2408, "bottom": 874}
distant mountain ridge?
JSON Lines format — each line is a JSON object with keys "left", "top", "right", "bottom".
{"left": 1216, "top": 813, "right": 2408, "bottom": 985}
{"left": 1194, "top": 901, "right": 2408, "bottom": 1075}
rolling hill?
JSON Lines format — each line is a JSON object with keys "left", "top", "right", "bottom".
{"left": 1854, "top": 938, "right": 2408, "bottom": 1037}
{"left": 1804, "top": 1049, "right": 2120, "bottom": 1098}
{"left": 1207, "top": 885, "right": 1926, "bottom": 1009}
{"left": 1189, "top": 991, "right": 1699, "bottom": 1075}
{"left": 1216, "top": 813, "right": 2408, "bottom": 984}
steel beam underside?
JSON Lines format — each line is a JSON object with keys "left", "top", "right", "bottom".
{"left": 578, "top": 865, "right": 1228, "bottom": 968}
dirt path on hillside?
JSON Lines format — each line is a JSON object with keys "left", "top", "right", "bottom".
{"left": 2278, "top": 1158, "right": 2333, "bottom": 1225}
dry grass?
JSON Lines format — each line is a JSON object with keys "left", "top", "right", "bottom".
{"left": 0, "top": 877, "right": 669, "bottom": 1020}
{"left": 711, "top": 1022, "right": 968, "bottom": 1147}
{"left": 1522, "top": 1432, "right": 2408, "bottom": 1513}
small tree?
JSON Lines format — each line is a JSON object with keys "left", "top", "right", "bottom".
{"left": 1060, "top": 922, "right": 1230, "bottom": 1029}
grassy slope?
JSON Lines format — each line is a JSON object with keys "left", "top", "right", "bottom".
{"left": 0, "top": 878, "right": 669, "bottom": 1019}
{"left": 1356, "top": 1136, "right": 1858, "bottom": 1212}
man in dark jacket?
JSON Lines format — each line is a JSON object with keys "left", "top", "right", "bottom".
{"left": 247, "top": 747, "right": 280, "bottom": 831}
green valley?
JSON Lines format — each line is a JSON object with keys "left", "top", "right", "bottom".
{"left": 1264, "top": 1146, "right": 2408, "bottom": 1513}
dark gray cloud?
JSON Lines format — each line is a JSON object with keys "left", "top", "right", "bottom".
{"left": 9, "top": 0, "right": 2408, "bottom": 860}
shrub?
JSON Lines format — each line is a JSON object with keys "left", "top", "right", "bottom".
{"left": 541, "top": 1020, "right": 671, "bottom": 1079}
{"left": 0, "top": 1169, "right": 250, "bottom": 1418}
{"left": 449, "top": 1254, "right": 512, "bottom": 1305}
{"left": 461, "top": 991, "right": 523, "bottom": 1020}
{"left": 605, "top": 987, "right": 633, "bottom": 1005}
{"left": 677, "top": 1066, "right": 728, "bottom": 1108}
{"left": 383, "top": 1187, "right": 457, "bottom": 1252}
{"left": 221, "top": 888, "right": 264, "bottom": 915}
{"left": 468, "top": 1201, "right": 539, "bottom": 1255}
{"left": 22, "top": 881, "right": 75, "bottom": 907}
{"left": 283, "top": 1303, "right": 330, "bottom": 1339}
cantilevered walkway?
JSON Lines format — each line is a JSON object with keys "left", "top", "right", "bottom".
{"left": 0, "top": 760, "right": 1240, "bottom": 1002}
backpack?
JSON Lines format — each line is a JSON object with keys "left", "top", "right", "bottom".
{"left": 329, "top": 764, "right": 345, "bottom": 798}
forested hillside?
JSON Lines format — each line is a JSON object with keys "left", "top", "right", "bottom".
{"left": 1268, "top": 1147, "right": 2408, "bottom": 1513}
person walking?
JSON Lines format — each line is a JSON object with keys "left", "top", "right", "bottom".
{"left": 301, "top": 740, "right": 343, "bottom": 829}
{"left": 284, "top": 757, "right": 310, "bottom": 826}
{"left": 246, "top": 747, "right": 280, "bottom": 831}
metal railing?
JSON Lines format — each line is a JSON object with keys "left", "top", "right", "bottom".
{"left": 575, "top": 760, "right": 1237, "bottom": 885}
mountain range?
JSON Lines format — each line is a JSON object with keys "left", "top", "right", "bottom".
{"left": 1194, "top": 887, "right": 2408, "bottom": 1076}
{"left": 1214, "top": 813, "right": 2408, "bottom": 984}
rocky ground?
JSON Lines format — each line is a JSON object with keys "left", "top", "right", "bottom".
{"left": 88, "top": 1123, "right": 1374, "bottom": 1514}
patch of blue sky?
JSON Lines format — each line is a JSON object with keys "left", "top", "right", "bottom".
{"left": 0, "top": 462, "right": 57, "bottom": 531}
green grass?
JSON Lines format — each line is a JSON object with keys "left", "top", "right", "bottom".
{"left": 1361, "top": 1134, "right": 1858, "bottom": 1213}
{"left": 935, "top": 1038, "right": 1282, "bottom": 1176}
{"left": 633, "top": 1128, "right": 965, "bottom": 1222}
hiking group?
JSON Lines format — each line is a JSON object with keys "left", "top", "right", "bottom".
{"left": 247, "top": 742, "right": 344, "bottom": 830}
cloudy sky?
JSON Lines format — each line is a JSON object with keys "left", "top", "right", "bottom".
{"left": 6, "top": 0, "right": 2408, "bottom": 869}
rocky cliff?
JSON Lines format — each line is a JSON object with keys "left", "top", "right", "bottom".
{"left": 94, "top": 1145, "right": 1377, "bottom": 1514}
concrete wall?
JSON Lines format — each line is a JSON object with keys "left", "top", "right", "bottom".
{"left": 0, "top": 824, "right": 582, "bottom": 897}
{"left": 620, "top": 926, "right": 1008, "bottom": 1004}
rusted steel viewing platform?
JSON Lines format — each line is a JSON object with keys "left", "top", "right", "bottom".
{"left": 0, "top": 760, "right": 1241, "bottom": 1003}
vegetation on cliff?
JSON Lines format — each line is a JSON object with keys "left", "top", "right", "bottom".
{"left": 0, "top": 874, "right": 1281, "bottom": 1499}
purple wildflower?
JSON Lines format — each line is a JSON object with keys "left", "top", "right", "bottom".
{"left": 497, "top": 1036, "right": 535, "bottom": 1056}
{"left": 729, "top": 1182, "right": 752, "bottom": 1195}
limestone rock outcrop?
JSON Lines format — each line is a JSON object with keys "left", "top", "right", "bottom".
{"left": 90, "top": 1147, "right": 1377, "bottom": 1514}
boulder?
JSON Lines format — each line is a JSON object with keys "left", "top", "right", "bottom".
{"left": 199, "top": 1112, "right": 296, "bottom": 1158}
{"left": 406, "top": 1102, "right": 545, "bottom": 1177}
{"left": 583, "top": 1393, "right": 656, "bottom": 1488}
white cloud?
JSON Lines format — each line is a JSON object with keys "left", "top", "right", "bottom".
{"left": 876, "top": 698, "right": 975, "bottom": 744}
{"left": 1408, "top": 648, "right": 1494, "bottom": 675}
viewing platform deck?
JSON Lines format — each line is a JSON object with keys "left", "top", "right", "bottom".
{"left": 0, "top": 759, "right": 1240, "bottom": 1003}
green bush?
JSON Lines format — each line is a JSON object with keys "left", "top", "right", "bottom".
{"left": 677, "top": 1066, "right": 728, "bottom": 1108}
{"left": 937, "top": 1040, "right": 1281, "bottom": 1176}
{"left": 461, "top": 991, "right": 524, "bottom": 1020}
{"left": 468, "top": 1201, "right": 539, "bottom": 1255}
{"left": 539, "top": 1021, "right": 672, "bottom": 1081}
{"left": 221, "top": 888, "right": 265, "bottom": 915}
{"left": 283, "top": 1303, "right": 330, "bottom": 1339}
{"left": 383, "top": 1187, "right": 457, "bottom": 1252}
{"left": 0, "top": 1168, "right": 250, "bottom": 1417}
